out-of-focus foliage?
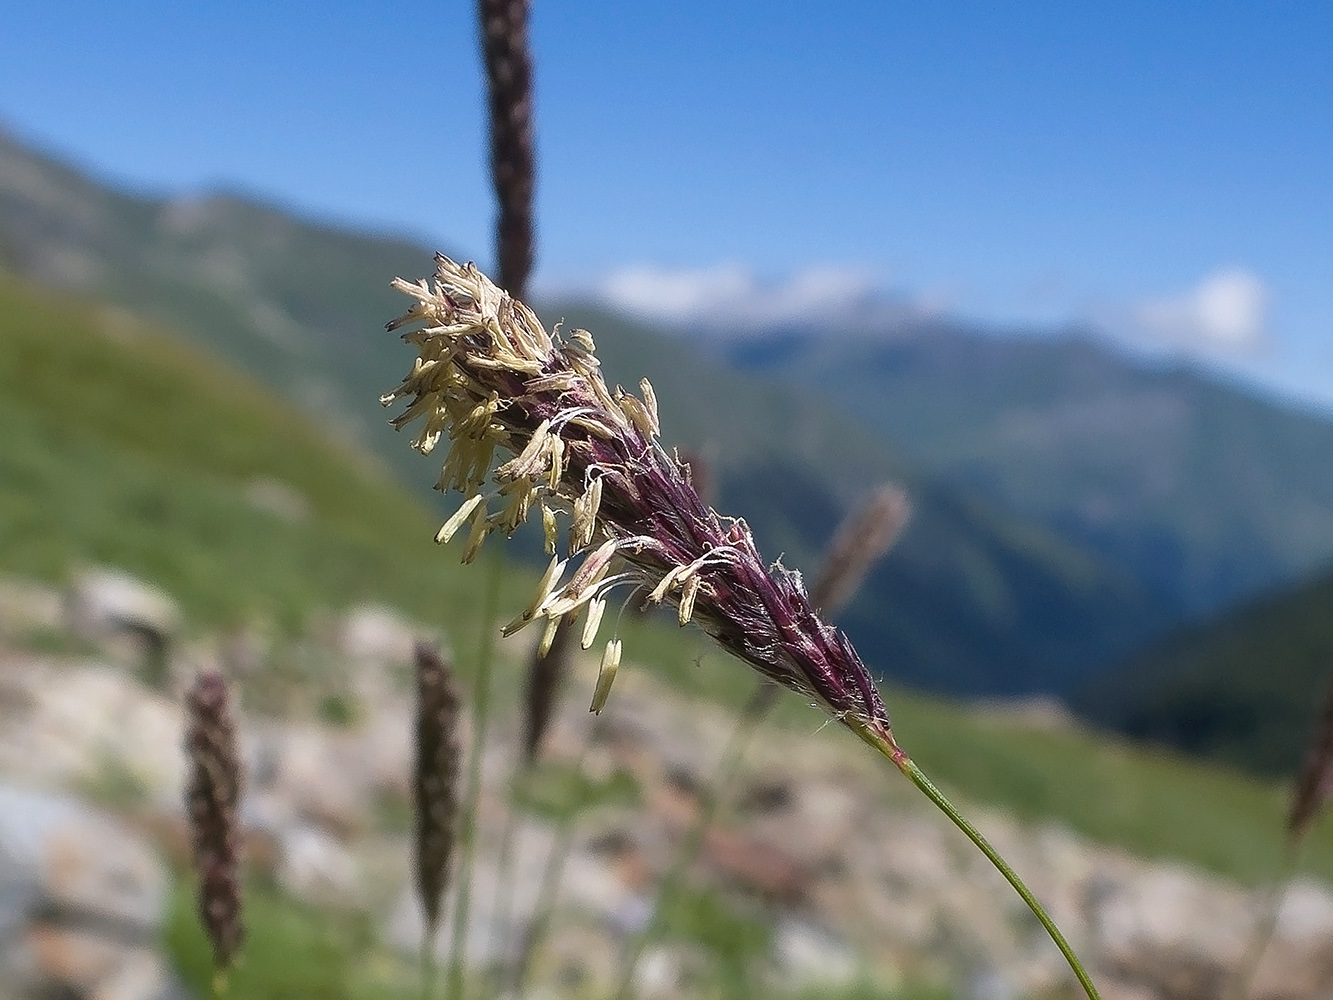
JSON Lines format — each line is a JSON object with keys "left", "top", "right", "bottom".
{"left": 1076, "top": 568, "right": 1333, "bottom": 777}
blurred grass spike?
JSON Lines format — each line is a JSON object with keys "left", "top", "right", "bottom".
{"left": 479, "top": 0, "right": 535, "bottom": 297}
{"left": 811, "top": 483, "right": 912, "bottom": 614}
{"left": 412, "top": 640, "right": 463, "bottom": 939}
{"left": 524, "top": 613, "right": 575, "bottom": 767}
{"left": 184, "top": 670, "right": 245, "bottom": 977}
{"left": 1288, "top": 660, "right": 1333, "bottom": 841}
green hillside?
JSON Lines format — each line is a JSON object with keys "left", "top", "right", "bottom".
{"left": 1, "top": 269, "right": 1331, "bottom": 892}
{"left": 0, "top": 268, "right": 498, "bottom": 633}
{"left": 0, "top": 126, "right": 1169, "bottom": 697}
{"left": 1074, "top": 566, "right": 1333, "bottom": 777}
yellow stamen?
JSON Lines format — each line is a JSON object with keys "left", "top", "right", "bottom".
{"left": 590, "top": 639, "right": 621, "bottom": 714}
{"left": 435, "top": 494, "right": 485, "bottom": 544}
{"left": 581, "top": 597, "right": 607, "bottom": 650}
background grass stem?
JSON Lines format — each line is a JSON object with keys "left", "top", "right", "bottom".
{"left": 608, "top": 680, "right": 773, "bottom": 1000}
{"left": 444, "top": 554, "right": 504, "bottom": 1000}
{"left": 508, "top": 723, "right": 600, "bottom": 994}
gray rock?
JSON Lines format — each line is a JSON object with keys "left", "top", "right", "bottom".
{"left": 1249, "top": 878, "right": 1333, "bottom": 1000}
{"left": 65, "top": 569, "right": 180, "bottom": 681}
{"left": 65, "top": 569, "right": 180, "bottom": 645}
{"left": 0, "top": 660, "right": 185, "bottom": 804}
{"left": 771, "top": 916, "right": 859, "bottom": 989}
{"left": 0, "top": 784, "right": 164, "bottom": 931}
{"left": 0, "top": 783, "right": 177, "bottom": 1000}
{"left": 276, "top": 823, "right": 361, "bottom": 909}
{"left": 1089, "top": 860, "right": 1251, "bottom": 1000}
{"left": 243, "top": 477, "right": 310, "bottom": 523}
{"left": 338, "top": 605, "right": 420, "bottom": 665}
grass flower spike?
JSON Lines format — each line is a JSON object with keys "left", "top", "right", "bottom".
{"left": 382, "top": 254, "right": 1100, "bottom": 1000}
{"left": 412, "top": 641, "right": 463, "bottom": 938}
{"left": 383, "top": 254, "right": 892, "bottom": 743}
{"left": 184, "top": 670, "right": 245, "bottom": 978}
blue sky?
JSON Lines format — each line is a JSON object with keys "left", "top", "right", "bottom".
{"left": 3, "top": 1, "right": 1332, "bottom": 410}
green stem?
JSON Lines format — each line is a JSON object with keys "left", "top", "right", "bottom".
{"left": 1224, "top": 837, "right": 1304, "bottom": 1000}
{"left": 444, "top": 553, "right": 504, "bottom": 1000}
{"left": 848, "top": 718, "right": 1101, "bottom": 1000}
{"left": 420, "top": 937, "right": 438, "bottom": 1000}
{"left": 609, "top": 681, "right": 774, "bottom": 1000}
{"left": 508, "top": 720, "right": 602, "bottom": 995}
{"left": 480, "top": 744, "right": 529, "bottom": 1000}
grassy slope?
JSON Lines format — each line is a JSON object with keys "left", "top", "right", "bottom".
{"left": 8, "top": 267, "right": 1333, "bottom": 1000}
{"left": 2, "top": 269, "right": 1331, "bottom": 895}
{"left": 0, "top": 268, "right": 528, "bottom": 636}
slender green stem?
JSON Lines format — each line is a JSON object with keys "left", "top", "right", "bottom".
{"left": 419, "top": 937, "right": 438, "bottom": 1000}
{"left": 479, "top": 756, "right": 524, "bottom": 999}
{"left": 1224, "top": 838, "right": 1304, "bottom": 1000}
{"left": 848, "top": 718, "right": 1101, "bottom": 1000}
{"left": 509, "top": 717, "right": 604, "bottom": 994}
{"left": 609, "top": 681, "right": 774, "bottom": 1000}
{"left": 444, "top": 554, "right": 504, "bottom": 1000}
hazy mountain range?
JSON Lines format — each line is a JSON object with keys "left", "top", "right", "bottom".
{"left": 709, "top": 325, "right": 1333, "bottom": 618}
{"left": 3, "top": 123, "right": 1331, "bottom": 734}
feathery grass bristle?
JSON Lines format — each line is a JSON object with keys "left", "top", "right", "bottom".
{"left": 383, "top": 254, "right": 894, "bottom": 738}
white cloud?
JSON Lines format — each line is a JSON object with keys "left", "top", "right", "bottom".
{"left": 593, "top": 262, "right": 901, "bottom": 332}
{"left": 1135, "top": 268, "right": 1269, "bottom": 352}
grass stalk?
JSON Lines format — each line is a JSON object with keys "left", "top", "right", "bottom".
{"left": 1224, "top": 840, "right": 1303, "bottom": 1000}
{"left": 847, "top": 717, "right": 1100, "bottom": 1000}
{"left": 384, "top": 259, "right": 1098, "bottom": 1000}
{"left": 608, "top": 680, "right": 774, "bottom": 1000}
{"left": 444, "top": 553, "right": 504, "bottom": 1000}
{"left": 485, "top": 615, "right": 577, "bottom": 995}
{"left": 420, "top": 941, "right": 437, "bottom": 1000}
{"left": 508, "top": 716, "right": 606, "bottom": 994}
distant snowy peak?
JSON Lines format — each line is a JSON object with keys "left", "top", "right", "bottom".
{"left": 580, "top": 262, "right": 940, "bottom": 338}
